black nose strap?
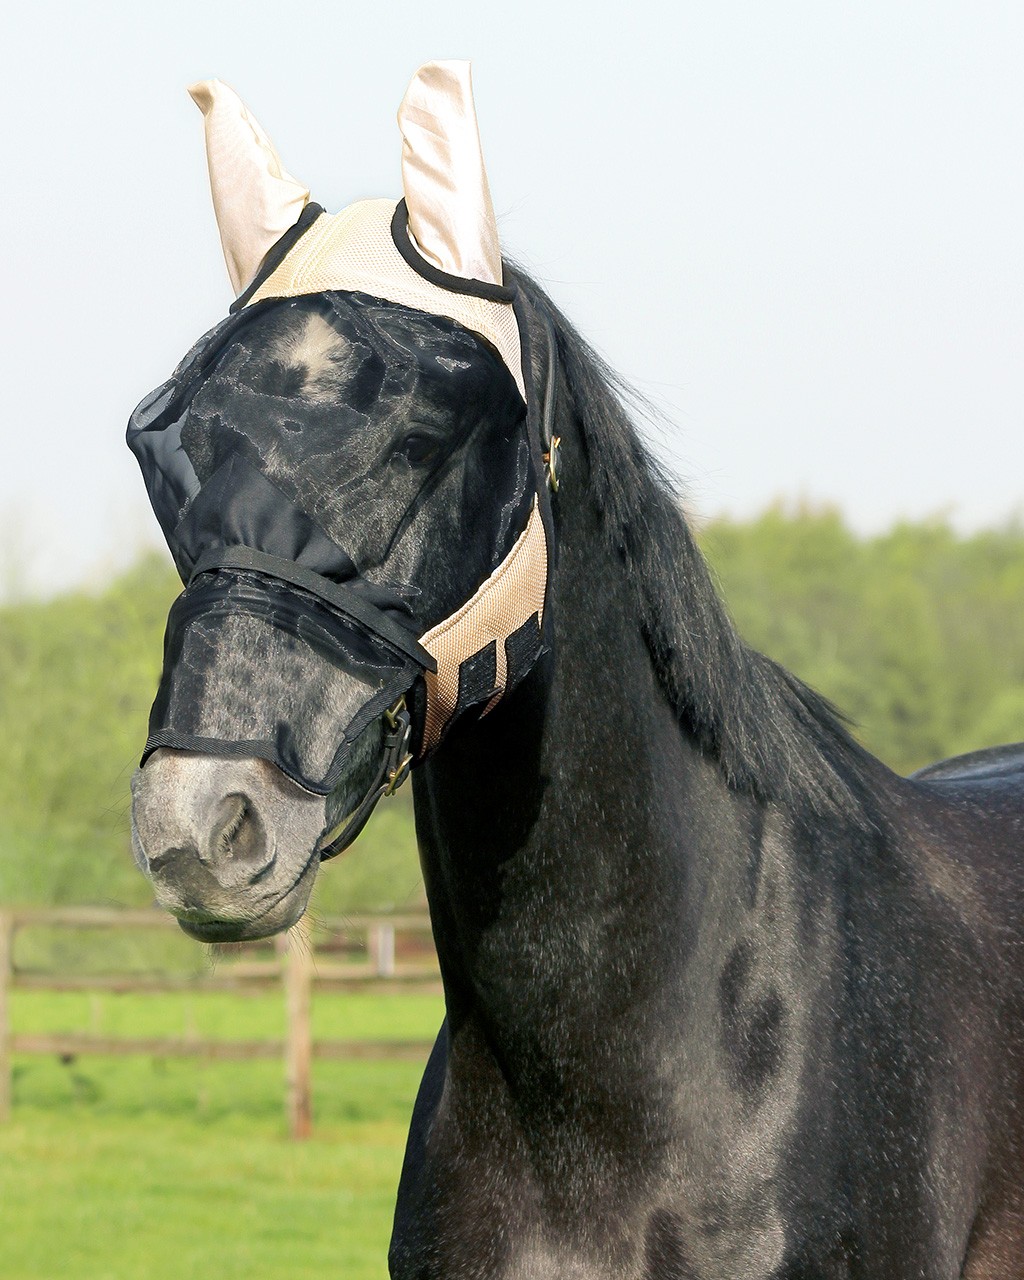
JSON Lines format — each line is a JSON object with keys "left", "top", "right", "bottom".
{"left": 189, "top": 545, "right": 437, "bottom": 672}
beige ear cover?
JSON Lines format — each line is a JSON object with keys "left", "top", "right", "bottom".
{"left": 188, "top": 79, "right": 310, "bottom": 295}
{"left": 398, "top": 60, "right": 503, "bottom": 287}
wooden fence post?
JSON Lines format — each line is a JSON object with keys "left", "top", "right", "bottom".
{"left": 0, "top": 912, "right": 12, "bottom": 1122}
{"left": 368, "top": 921, "right": 396, "bottom": 977}
{"left": 283, "top": 915, "right": 312, "bottom": 1140}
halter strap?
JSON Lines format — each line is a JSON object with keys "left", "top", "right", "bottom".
{"left": 189, "top": 545, "right": 437, "bottom": 671}
{"left": 316, "top": 696, "right": 414, "bottom": 860}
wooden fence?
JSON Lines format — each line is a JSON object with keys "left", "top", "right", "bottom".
{"left": 0, "top": 906, "right": 441, "bottom": 1138}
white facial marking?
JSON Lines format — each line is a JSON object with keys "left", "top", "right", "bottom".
{"left": 268, "top": 312, "right": 353, "bottom": 395}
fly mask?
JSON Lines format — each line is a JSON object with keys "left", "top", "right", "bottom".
{"left": 129, "top": 63, "right": 557, "bottom": 856}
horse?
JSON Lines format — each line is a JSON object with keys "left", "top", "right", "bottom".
{"left": 128, "top": 64, "right": 1024, "bottom": 1278}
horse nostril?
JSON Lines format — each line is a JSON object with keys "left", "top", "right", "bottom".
{"left": 207, "top": 793, "right": 268, "bottom": 868}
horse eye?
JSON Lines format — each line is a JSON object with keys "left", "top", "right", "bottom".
{"left": 399, "top": 432, "right": 441, "bottom": 465}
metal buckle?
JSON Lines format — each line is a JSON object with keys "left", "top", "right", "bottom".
{"left": 540, "top": 310, "right": 562, "bottom": 494}
{"left": 317, "top": 693, "right": 414, "bottom": 861}
{"left": 382, "top": 695, "right": 413, "bottom": 796}
{"left": 543, "top": 436, "right": 561, "bottom": 493}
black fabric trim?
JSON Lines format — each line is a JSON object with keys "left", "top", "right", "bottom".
{"left": 229, "top": 203, "right": 326, "bottom": 313}
{"left": 141, "top": 728, "right": 329, "bottom": 792}
{"left": 188, "top": 545, "right": 436, "bottom": 671}
{"left": 406, "top": 675, "right": 430, "bottom": 760}
{"left": 457, "top": 642, "right": 499, "bottom": 713}
{"left": 390, "top": 199, "right": 516, "bottom": 303}
{"left": 504, "top": 614, "right": 543, "bottom": 691}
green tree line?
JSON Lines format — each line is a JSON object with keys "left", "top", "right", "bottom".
{"left": 1, "top": 508, "right": 1021, "bottom": 909}
{"left": 702, "top": 506, "right": 1024, "bottom": 771}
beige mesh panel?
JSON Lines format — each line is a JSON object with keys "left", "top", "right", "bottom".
{"left": 246, "top": 200, "right": 526, "bottom": 401}
{"left": 418, "top": 498, "right": 547, "bottom": 754}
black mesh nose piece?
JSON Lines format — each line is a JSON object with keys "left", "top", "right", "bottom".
{"left": 142, "top": 567, "right": 425, "bottom": 795}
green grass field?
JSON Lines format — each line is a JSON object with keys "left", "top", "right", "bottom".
{"left": 0, "top": 990, "right": 445, "bottom": 1280}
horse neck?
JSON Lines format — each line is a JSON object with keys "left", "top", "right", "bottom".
{"left": 411, "top": 427, "right": 762, "bottom": 1039}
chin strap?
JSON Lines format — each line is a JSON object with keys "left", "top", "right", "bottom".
{"left": 316, "top": 695, "right": 414, "bottom": 861}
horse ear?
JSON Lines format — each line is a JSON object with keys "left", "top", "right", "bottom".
{"left": 398, "top": 60, "right": 503, "bottom": 287}
{"left": 188, "top": 79, "right": 310, "bottom": 295}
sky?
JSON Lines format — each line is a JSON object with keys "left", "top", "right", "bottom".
{"left": 2, "top": 0, "right": 1022, "bottom": 596}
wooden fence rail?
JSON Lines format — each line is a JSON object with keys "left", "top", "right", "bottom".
{"left": 0, "top": 906, "right": 441, "bottom": 1138}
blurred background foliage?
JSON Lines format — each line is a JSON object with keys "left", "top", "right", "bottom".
{"left": 1, "top": 506, "right": 1022, "bottom": 911}
{"left": 702, "top": 506, "right": 1024, "bottom": 770}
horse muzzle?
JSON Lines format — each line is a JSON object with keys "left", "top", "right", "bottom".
{"left": 130, "top": 749, "right": 329, "bottom": 941}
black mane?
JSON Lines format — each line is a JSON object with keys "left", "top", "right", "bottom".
{"left": 509, "top": 265, "right": 885, "bottom": 827}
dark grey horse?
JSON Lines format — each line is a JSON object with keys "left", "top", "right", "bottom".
{"left": 132, "top": 271, "right": 1024, "bottom": 1277}
{"left": 129, "top": 71, "right": 1024, "bottom": 1280}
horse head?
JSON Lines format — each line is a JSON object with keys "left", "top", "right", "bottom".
{"left": 129, "top": 64, "right": 555, "bottom": 942}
